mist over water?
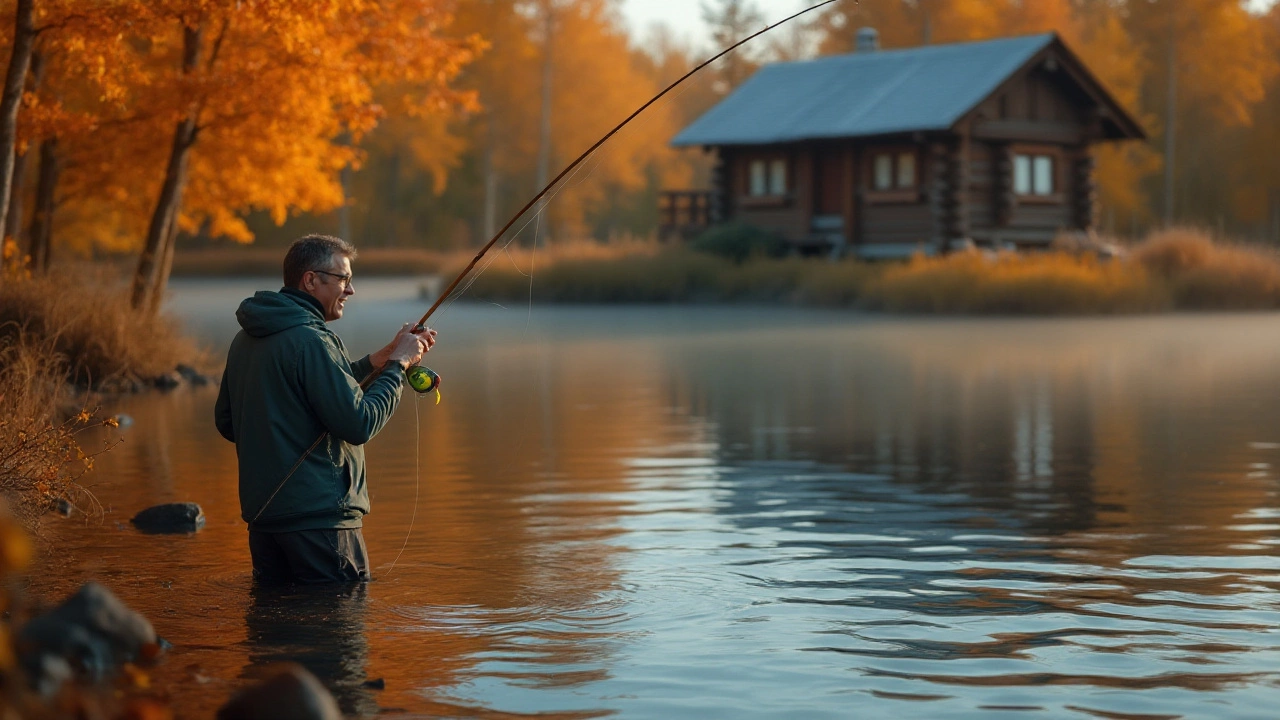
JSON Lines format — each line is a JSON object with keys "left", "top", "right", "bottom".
{"left": 30, "top": 279, "right": 1280, "bottom": 718}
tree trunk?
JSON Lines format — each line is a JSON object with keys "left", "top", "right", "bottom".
{"left": 1163, "top": 9, "right": 1176, "bottom": 227}
{"left": 536, "top": 2, "right": 553, "bottom": 194}
{"left": 7, "top": 146, "right": 28, "bottom": 245}
{"left": 482, "top": 117, "right": 497, "bottom": 242}
{"left": 27, "top": 136, "right": 57, "bottom": 273}
{"left": 12, "top": 51, "right": 46, "bottom": 257}
{"left": 146, "top": 213, "right": 180, "bottom": 313}
{"left": 0, "top": 0, "right": 36, "bottom": 284}
{"left": 130, "top": 23, "right": 203, "bottom": 310}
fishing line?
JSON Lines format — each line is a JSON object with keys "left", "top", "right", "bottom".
{"left": 381, "top": 391, "right": 423, "bottom": 577}
{"left": 254, "top": 0, "right": 840, "bottom": 557}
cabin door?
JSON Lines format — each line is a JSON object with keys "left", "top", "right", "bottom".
{"left": 812, "top": 145, "right": 848, "bottom": 247}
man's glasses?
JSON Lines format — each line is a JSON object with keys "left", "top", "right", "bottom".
{"left": 314, "top": 270, "right": 353, "bottom": 289}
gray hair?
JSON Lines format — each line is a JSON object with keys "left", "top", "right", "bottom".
{"left": 283, "top": 234, "right": 358, "bottom": 288}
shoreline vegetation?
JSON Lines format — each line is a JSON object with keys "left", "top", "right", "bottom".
{"left": 3, "top": 226, "right": 1277, "bottom": 523}
{"left": 441, "top": 228, "right": 1280, "bottom": 313}
{"left": 0, "top": 266, "right": 203, "bottom": 526}
{"left": 167, "top": 228, "right": 1280, "bottom": 314}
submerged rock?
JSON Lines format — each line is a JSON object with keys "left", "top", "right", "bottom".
{"left": 130, "top": 502, "right": 205, "bottom": 533}
{"left": 152, "top": 372, "right": 182, "bottom": 390}
{"left": 175, "top": 363, "right": 212, "bottom": 386}
{"left": 217, "top": 664, "right": 342, "bottom": 720}
{"left": 18, "top": 582, "right": 159, "bottom": 693}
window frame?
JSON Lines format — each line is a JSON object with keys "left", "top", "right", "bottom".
{"left": 742, "top": 154, "right": 792, "bottom": 206}
{"left": 1011, "top": 146, "right": 1063, "bottom": 203}
{"left": 866, "top": 146, "right": 920, "bottom": 204}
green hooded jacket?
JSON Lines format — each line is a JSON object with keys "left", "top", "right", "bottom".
{"left": 214, "top": 287, "right": 403, "bottom": 533}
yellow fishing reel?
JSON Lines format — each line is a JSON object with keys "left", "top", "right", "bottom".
{"left": 405, "top": 365, "right": 442, "bottom": 404}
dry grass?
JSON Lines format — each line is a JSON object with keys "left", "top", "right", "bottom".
{"left": 861, "top": 251, "right": 1168, "bottom": 314}
{"left": 0, "top": 265, "right": 199, "bottom": 388}
{"left": 1131, "top": 228, "right": 1280, "bottom": 310}
{"left": 0, "top": 264, "right": 203, "bottom": 524}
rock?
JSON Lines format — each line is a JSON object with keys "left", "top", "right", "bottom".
{"left": 175, "top": 364, "right": 212, "bottom": 386}
{"left": 217, "top": 664, "right": 342, "bottom": 720}
{"left": 18, "top": 582, "right": 159, "bottom": 692}
{"left": 152, "top": 372, "right": 182, "bottom": 390}
{"left": 130, "top": 503, "right": 205, "bottom": 534}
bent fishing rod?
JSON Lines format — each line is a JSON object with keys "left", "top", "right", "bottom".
{"left": 407, "top": 0, "right": 841, "bottom": 335}
{"left": 250, "top": 0, "right": 841, "bottom": 525}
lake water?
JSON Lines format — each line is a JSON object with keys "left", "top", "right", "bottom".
{"left": 28, "top": 278, "right": 1280, "bottom": 718}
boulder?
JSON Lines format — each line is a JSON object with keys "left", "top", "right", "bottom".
{"left": 130, "top": 503, "right": 205, "bottom": 534}
{"left": 151, "top": 372, "right": 182, "bottom": 390}
{"left": 175, "top": 364, "right": 212, "bottom": 386}
{"left": 216, "top": 664, "right": 342, "bottom": 720}
{"left": 18, "top": 582, "right": 158, "bottom": 692}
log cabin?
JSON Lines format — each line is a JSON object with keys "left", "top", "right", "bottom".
{"left": 663, "top": 29, "right": 1145, "bottom": 258}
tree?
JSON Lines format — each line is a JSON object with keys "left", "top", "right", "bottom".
{"left": 701, "top": 0, "right": 764, "bottom": 92}
{"left": 0, "top": 0, "right": 34, "bottom": 284}
{"left": 117, "top": 0, "right": 481, "bottom": 311}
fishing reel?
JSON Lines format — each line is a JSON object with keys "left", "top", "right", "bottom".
{"left": 405, "top": 365, "right": 441, "bottom": 404}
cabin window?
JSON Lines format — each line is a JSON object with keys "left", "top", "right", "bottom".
{"left": 1014, "top": 153, "right": 1055, "bottom": 196}
{"left": 748, "top": 158, "right": 788, "bottom": 197}
{"left": 769, "top": 159, "right": 787, "bottom": 195}
{"left": 874, "top": 155, "right": 893, "bottom": 190}
{"left": 896, "top": 152, "right": 916, "bottom": 188}
{"left": 749, "top": 161, "right": 767, "bottom": 196}
{"left": 873, "top": 151, "right": 917, "bottom": 191}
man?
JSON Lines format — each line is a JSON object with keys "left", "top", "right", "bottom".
{"left": 215, "top": 234, "right": 435, "bottom": 583}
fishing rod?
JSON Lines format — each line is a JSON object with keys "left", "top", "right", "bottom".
{"left": 405, "top": 0, "right": 842, "bottom": 340}
{"left": 252, "top": 0, "right": 842, "bottom": 526}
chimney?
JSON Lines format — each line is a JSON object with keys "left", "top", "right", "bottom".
{"left": 856, "top": 27, "right": 879, "bottom": 53}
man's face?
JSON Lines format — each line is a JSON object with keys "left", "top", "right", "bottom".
{"left": 302, "top": 255, "right": 354, "bottom": 322}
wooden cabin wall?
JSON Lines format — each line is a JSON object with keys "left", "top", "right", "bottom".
{"left": 721, "top": 146, "right": 811, "bottom": 242}
{"left": 857, "top": 141, "right": 934, "bottom": 248}
{"left": 967, "top": 142, "right": 996, "bottom": 243}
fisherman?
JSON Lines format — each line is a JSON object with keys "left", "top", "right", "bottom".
{"left": 215, "top": 234, "right": 435, "bottom": 584}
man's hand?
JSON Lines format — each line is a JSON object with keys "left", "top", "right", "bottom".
{"left": 379, "top": 325, "right": 436, "bottom": 370}
{"left": 387, "top": 333, "right": 426, "bottom": 370}
{"left": 371, "top": 323, "right": 414, "bottom": 369}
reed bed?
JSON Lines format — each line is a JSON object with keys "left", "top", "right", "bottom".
{"left": 445, "top": 227, "right": 1280, "bottom": 314}
{"left": 1131, "top": 228, "right": 1280, "bottom": 309}
{"left": 860, "top": 251, "right": 1167, "bottom": 314}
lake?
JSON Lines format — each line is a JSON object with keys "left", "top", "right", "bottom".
{"left": 29, "top": 278, "right": 1280, "bottom": 718}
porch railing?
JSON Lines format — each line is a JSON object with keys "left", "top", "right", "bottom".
{"left": 658, "top": 190, "right": 713, "bottom": 240}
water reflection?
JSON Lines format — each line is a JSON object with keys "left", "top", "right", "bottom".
{"left": 24, "top": 286, "right": 1280, "bottom": 717}
{"left": 244, "top": 584, "right": 375, "bottom": 717}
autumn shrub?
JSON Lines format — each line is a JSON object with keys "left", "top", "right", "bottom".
{"left": 690, "top": 222, "right": 788, "bottom": 263}
{"left": 0, "top": 265, "right": 198, "bottom": 389}
{"left": 860, "top": 250, "right": 1168, "bottom": 314}
{"left": 1132, "top": 228, "right": 1280, "bottom": 309}
{"left": 0, "top": 341, "right": 112, "bottom": 525}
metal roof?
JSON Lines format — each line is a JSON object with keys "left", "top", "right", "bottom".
{"left": 672, "top": 34, "right": 1056, "bottom": 147}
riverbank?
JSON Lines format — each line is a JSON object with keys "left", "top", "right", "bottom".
{"left": 441, "top": 229, "right": 1280, "bottom": 314}
{"left": 0, "top": 266, "right": 205, "bottom": 524}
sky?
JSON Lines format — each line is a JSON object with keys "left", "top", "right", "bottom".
{"left": 621, "top": 0, "right": 1279, "bottom": 48}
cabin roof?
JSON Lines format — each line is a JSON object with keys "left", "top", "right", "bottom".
{"left": 672, "top": 33, "right": 1140, "bottom": 147}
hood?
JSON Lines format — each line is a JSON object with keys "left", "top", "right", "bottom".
{"left": 235, "top": 288, "right": 326, "bottom": 338}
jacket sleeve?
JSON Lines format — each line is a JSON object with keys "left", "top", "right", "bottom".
{"left": 299, "top": 336, "right": 404, "bottom": 446}
{"left": 214, "top": 367, "right": 235, "bottom": 442}
{"left": 349, "top": 354, "right": 375, "bottom": 384}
